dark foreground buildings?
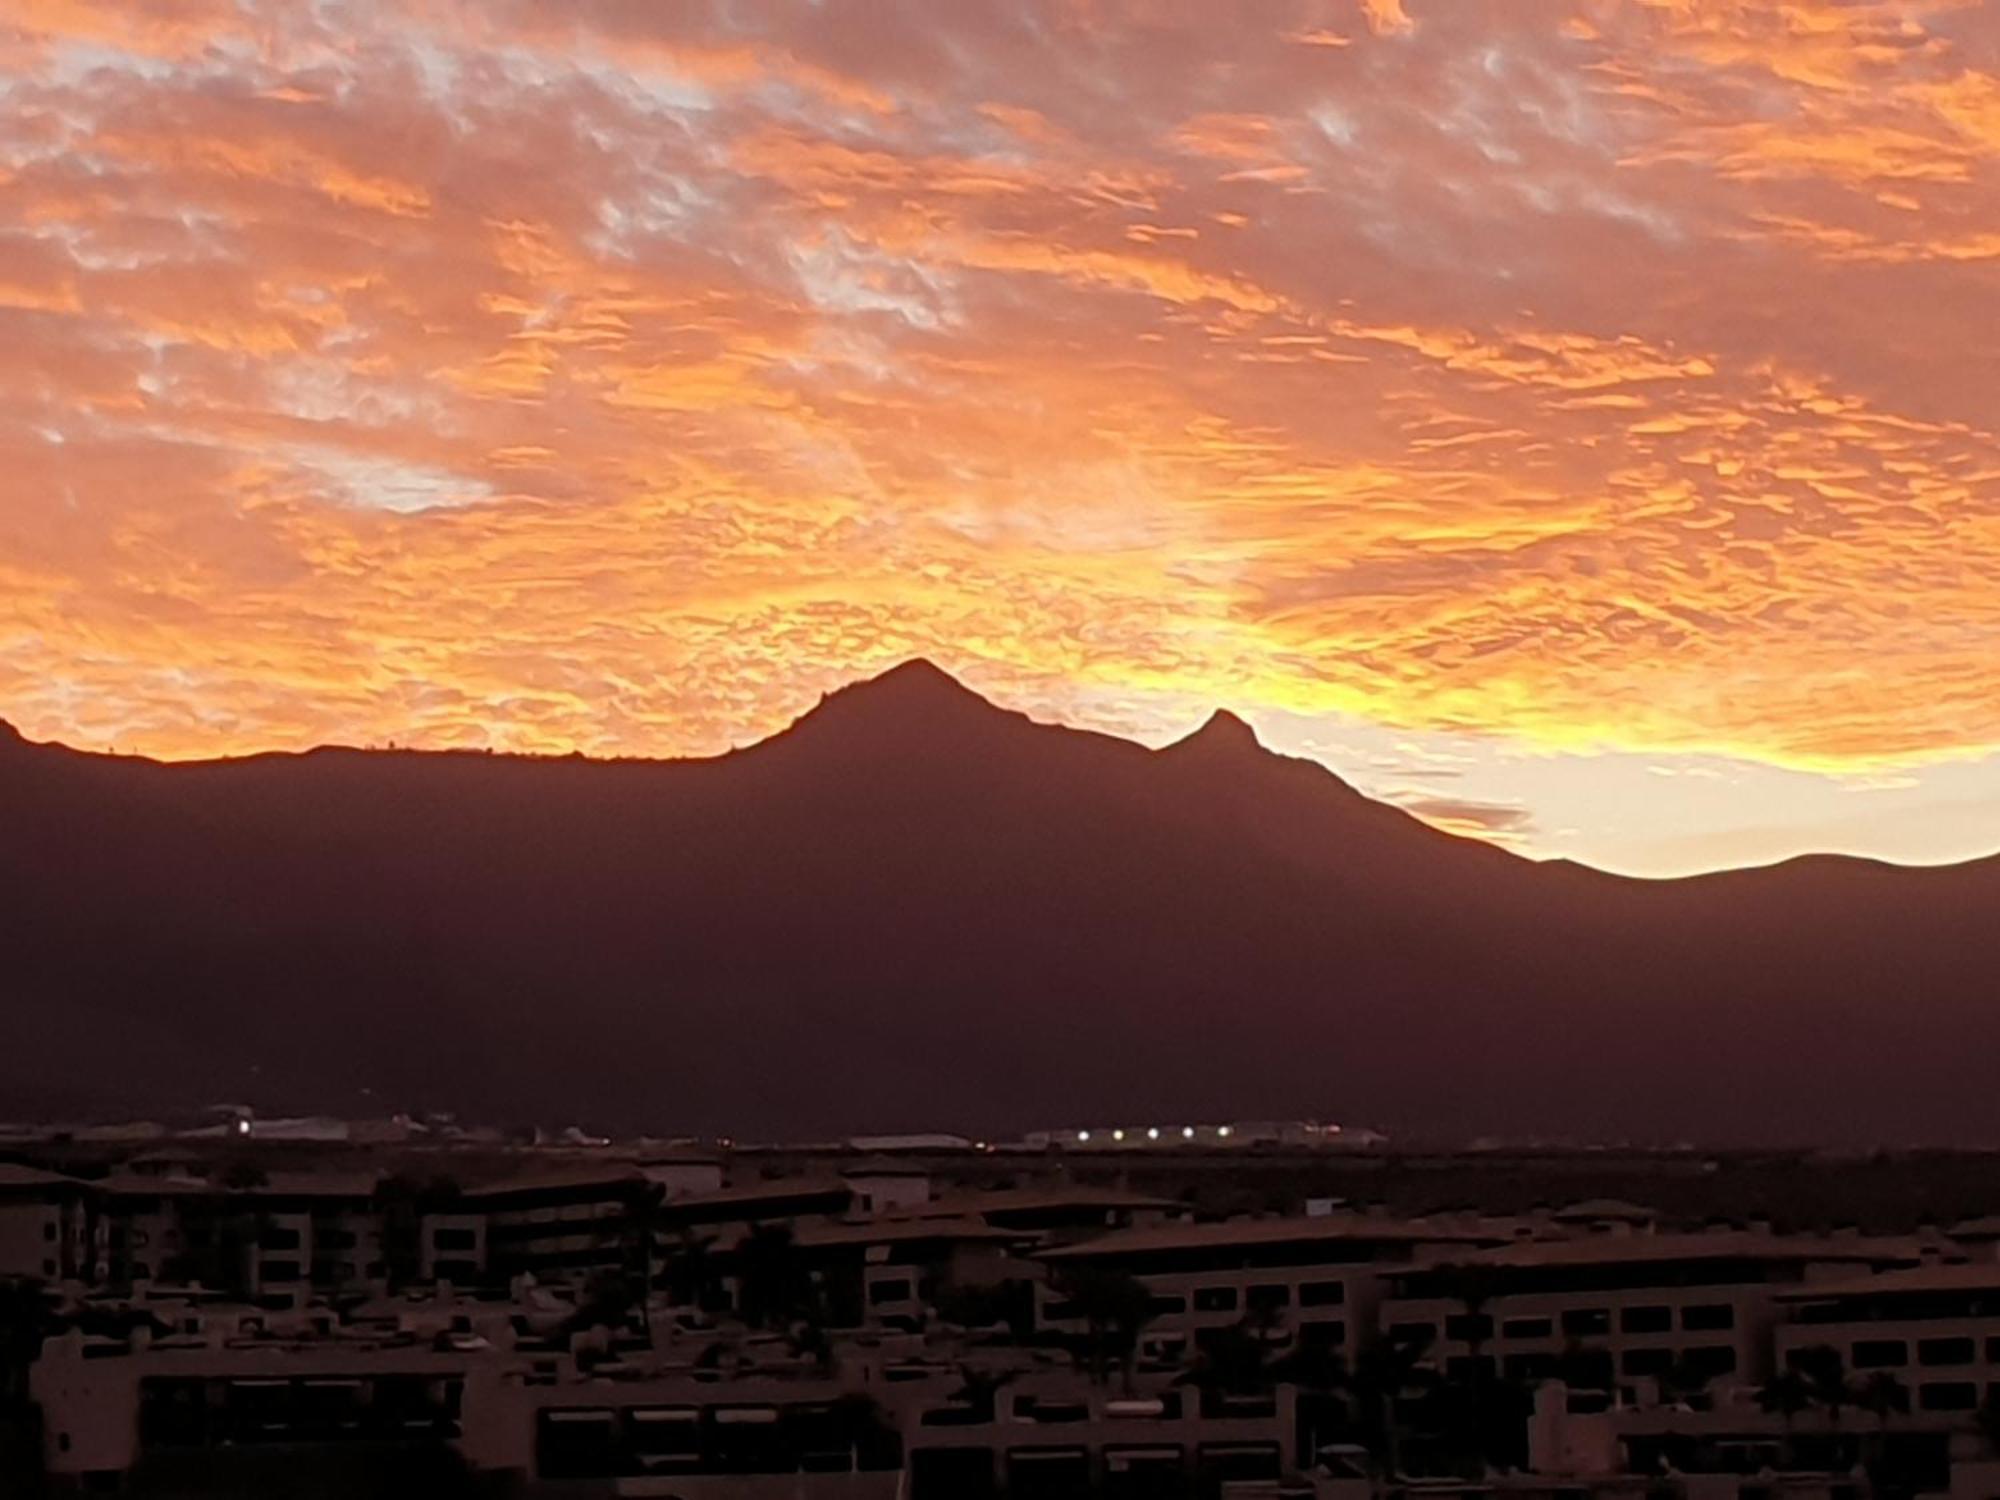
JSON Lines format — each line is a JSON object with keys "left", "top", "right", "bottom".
{"left": 8, "top": 1139, "right": 2000, "bottom": 1496}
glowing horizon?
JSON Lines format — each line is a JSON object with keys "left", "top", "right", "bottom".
{"left": 4, "top": 0, "right": 1999, "bottom": 876}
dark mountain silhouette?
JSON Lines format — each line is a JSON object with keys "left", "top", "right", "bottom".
{"left": 3, "top": 659, "right": 1997, "bottom": 1145}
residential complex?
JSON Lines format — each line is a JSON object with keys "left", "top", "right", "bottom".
{"left": 8, "top": 1137, "right": 2000, "bottom": 1497}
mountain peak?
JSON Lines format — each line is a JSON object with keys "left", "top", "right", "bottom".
{"left": 857, "top": 657, "right": 979, "bottom": 697}
{"left": 779, "top": 658, "right": 1020, "bottom": 754}
{"left": 821, "top": 658, "right": 995, "bottom": 714}
{"left": 1168, "top": 708, "right": 1265, "bottom": 757}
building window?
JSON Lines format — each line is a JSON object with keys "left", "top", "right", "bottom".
{"left": 1149, "top": 1294, "right": 1187, "bottom": 1316}
{"left": 1682, "top": 1304, "right": 1734, "bottom": 1331}
{"left": 41, "top": 1223, "right": 56, "bottom": 1242}
{"left": 1918, "top": 1337, "right": 1976, "bottom": 1368}
{"left": 1561, "top": 1308, "right": 1611, "bottom": 1337}
{"left": 1622, "top": 1347, "right": 1675, "bottom": 1376}
{"left": 1388, "top": 1321, "right": 1437, "bottom": 1347}
{"left": 1503, "top": 1316, "right": 1553, "bottom": 1339}
{"left": 868, "top": 1279, "right": 913, "bottom": 1306}
{"left": 258, "top": 1227, "right": 302, "bottom": 1252}
{"left": 1919, "top": 1382, "right": 1978, "bottom": 1412}
{"left": 1446, "top": 1313, "right": 1495, "bottom": 1343}
{"left": 1505, "top": 1353, "right": 1557, "bottom": 1381}
{"left": 432, "top": 1228, "right": 477, "bottom": 1252}
{"left": 1194, "top": 1287, "right": 1240, "bottom": 1314}
{"left": 1299, "top": 1281, "right": 1345, "bottom": 1308}
{"left": 1246, "top": 1285, "right": 1291, "bottom": 1313}
{"left": 1621, "top": 1305, "right": 1673, "bottom": 1334}
{"left": 1853, "top": 1340, "right": 1909, "bottom": 1369}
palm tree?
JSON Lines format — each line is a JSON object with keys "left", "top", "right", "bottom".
{"left": 1855, "top": 1371, "right": 1910, "bottom": 1474}
{"left": 827, "top": 1392, "right": 901, "bottom": 1472}
{"left": 1977, "top": 1388, "right": 2000, "bottom": 1457}
{"left": 947, "top": 1364, "right": 1018, "bottom": 1423}
{"left": 1758, "top": 1368, "right": 1814, "bottom": 1428}
{"left": 1660, "top": 1354, "right": 1719, "bottom": 1410}
{"left": 1184, "top": 1319, "right": 1273, "bottom": 1402}
{"left": 1344, "top": 1326, "right": 1437, "bottom": 1480}
{"left": 0, "top": 1279, "right": 55, "bottom": 1408}
{"left": 1856, "top": 1371, "right": 1909, "bottom": 1427}
{"left": 1430, "top": 1262, "right": 1504, "bottom": 1360}
{"left": 1791, "top": 1345, "right": 1855, "bottom": 1427}
{"left": 567, "top": 1269, "right": 641, "bottom": 1334}
{"left": 626, "top": 1182, "right": 665, "bottom": 1294}
{"left": 1555, "top": 1340, "right": 1614, "bottom": 1395}
{"left": 734, "top": 1223, "right": 820, "bottom": 1332}
{"left": 1419, "top": 1364, "right": 1534, "bottom": 1477}
{"left": 1048, "top": 1268, "right": 1156, "bottom": 1391}
{"left": 661, "top": 1231, "right": 722, "bottom": 1312}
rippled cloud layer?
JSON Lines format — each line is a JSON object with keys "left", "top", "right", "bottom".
{"left": 3, "top": 0, "right": 1998, "bottom": 871}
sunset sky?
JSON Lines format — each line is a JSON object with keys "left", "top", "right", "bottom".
{"left": 3, "top": 0, "right": 1999, "bottom": 876}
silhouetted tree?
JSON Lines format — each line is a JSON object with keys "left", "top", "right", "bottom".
{"left": 1343, "top": 1327, "right": 1438, "bottom": 1479}
{"left": 1857, "top": 1371, "right": 1910, "bottom": 1424}
{"left": 734, "top": 1223, "right": 816, "bottom": 1331}
{"left": 1977, "top": 1389, "right": 2000, "bottom": 1456}
{"left": 0, "top": 1279, "right": 55, "bottom": 1408}
{"left": 1758, "top": 1368, "right": 1814, "bottom": 1427}
{"left": 933, "top": 1279, "right": 1035, "bottom": 1342}
{"left": 1183, "top": 1319, "right": 1273, "bottom": 1401}
{"left": 1661, "top": 1353, "right": 1721, "bottom": 1409}
{"left": 947, "top": 1364, "right": 1018, "bottom": 1422}
{"left": 662, "top": 1231, "right": 723, "bottom": 1312}
{"left": 1418, "top": 1364, "right": 1533, "bottom": 1477}
{"left": 1555, "top": 1339, "right": 1614, "bottom": 1393}
{"left": 567, "top": 1270, "right": 641, "bottom": 1334}
{"left": 1856, "top": 1372, "right": 1910, "bottom": 1475}
{"left": 1792, "top": 1345, "right": 1855, "bottom": 1426}
{"left": 1049, "top": 1268, "right": 1157, "bottom": 1390}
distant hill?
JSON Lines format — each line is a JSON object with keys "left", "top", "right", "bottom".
{"left": 3, "top": 659, "right": 1995, "bottom": 1144}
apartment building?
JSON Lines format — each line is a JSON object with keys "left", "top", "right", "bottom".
{"left": 788, "top": 1216, "right": 1030, "bottom": 1328}
{"left": 459, "top": 1165, "right": 656, "bottom": 1283}
{"left": 30, "top": 1299, "right": 1306, "bottom": 1497}
{"left": 93, "top": 1170, "right": 388, "bottom": 1300}
{"left": 0, "top": 1165, "right": 96, "bottom": 1283}
{"left": 1379, "top": 1233, "right": 1924, "bottom": 1396}
{"left": 1776, "top": 1261, "right": 2000, "bottom": 1420}
{"left": 31, "top": 1317, "right": 476, "bottom": 1485}
{"left": 653, "top": 1176, "right": 860, "bottom": 1257}
{"left": 896, "top": 1370, "right": 1300, "bottom": 1499}
{"left": 1037, "top": 1216, "right": 1514, "bottom": 1365}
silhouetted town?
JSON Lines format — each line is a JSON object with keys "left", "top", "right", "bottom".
{"left": 9, "top": 1113, "right": 2000, "bottom": 1496}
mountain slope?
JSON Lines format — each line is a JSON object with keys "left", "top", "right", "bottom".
{"left": 2, "top": 662, "right": 1996, "bottom": 1144}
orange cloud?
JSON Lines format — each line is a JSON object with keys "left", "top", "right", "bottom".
{"left": 0, "top": 0, "right": 1998, "bottom": 873}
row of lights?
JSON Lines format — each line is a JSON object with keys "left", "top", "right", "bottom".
{"left": 1075, "top": 1125, "right": 1233, "bottom": 1144}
